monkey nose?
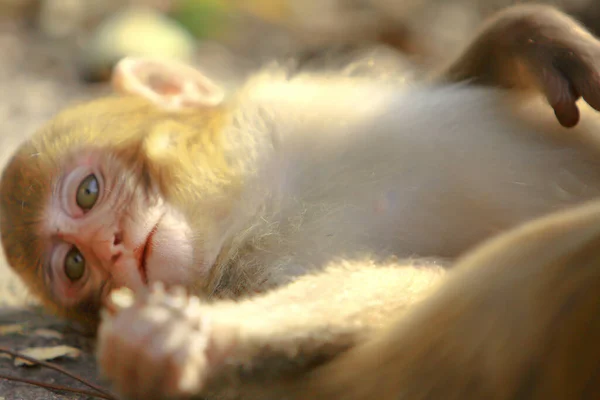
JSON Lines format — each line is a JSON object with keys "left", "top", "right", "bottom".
{"left": 89, "top": 230, "right": 124, "bottom": 265}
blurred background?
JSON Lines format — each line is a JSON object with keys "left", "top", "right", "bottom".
{"left": 0, "top": 0, "right": 598, "bottom": 306}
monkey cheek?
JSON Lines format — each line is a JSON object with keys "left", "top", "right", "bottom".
{"left": 145, "top": 245, "right": 194, "bottom": 288}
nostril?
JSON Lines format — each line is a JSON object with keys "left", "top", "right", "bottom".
{"left": 114, "top": 232, "right": 123, "bottom": 246}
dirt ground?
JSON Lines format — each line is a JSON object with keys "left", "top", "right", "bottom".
{"left": 0, "top": 20, "right": 112, "bottom": 399}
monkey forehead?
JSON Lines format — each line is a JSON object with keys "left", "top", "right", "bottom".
{"left": 23, "top": 95, "right": 226, "bottom": 162}
{"left": 37, "top": 96, "right": 167, "bottom": 148}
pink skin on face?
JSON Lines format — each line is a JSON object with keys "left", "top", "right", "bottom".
{"left": 40, "top": 152, "right": 195, "bottom": 308}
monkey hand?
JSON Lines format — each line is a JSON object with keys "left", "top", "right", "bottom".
{"left": 97, "top": 284, "right": 237, "bottom": 400}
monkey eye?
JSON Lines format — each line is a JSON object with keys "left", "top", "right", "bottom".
{"left": 76, "top": 174, "right": 100, "bottom": 211}
{"left": 64, "top": 247, "right": 86, "bottom": 282}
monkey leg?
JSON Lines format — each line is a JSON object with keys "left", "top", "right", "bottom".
{"left": 287, "top": 199, "right": 600, "bottom": 400}
{"left": 97, "top": 259, "right": 447, "bottom": 400}
{"left": 437, "top": 4, "right": 600, "bottom": 128}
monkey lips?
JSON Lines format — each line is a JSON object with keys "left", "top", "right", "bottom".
{"left": 134, "top": 223, "right": 159, "bottom": 285}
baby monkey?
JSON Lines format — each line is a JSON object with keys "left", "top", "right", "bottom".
{"left": 3, "top": 4, "right": 600, "bottom": 400}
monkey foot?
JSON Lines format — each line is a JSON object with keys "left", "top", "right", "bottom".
{"left": 446, "top": 5, "right": 600, "bottom": 128}
{"left": 513, "top": 7, "right": 600, "bottom": 127}
{"left": 530, "top": 42, "right": 600, "bottom": 128}
{"left": 97, "top": 284, "right": 236, "bottom": 400}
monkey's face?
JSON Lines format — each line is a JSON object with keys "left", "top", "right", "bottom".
{"left": 39, "top": 148, "right": 195, "bottom": 310}
{"left": 0, "top": 96, "right": 232, "bottom": 326}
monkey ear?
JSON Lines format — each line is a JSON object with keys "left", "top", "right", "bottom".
{"left": 111, "top": 57, "right": 225, "bottom": 111}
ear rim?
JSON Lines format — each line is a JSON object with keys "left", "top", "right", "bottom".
{"left": 111, "top": 56, "right": 225, "bottom": 111}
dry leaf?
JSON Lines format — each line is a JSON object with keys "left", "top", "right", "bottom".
{"left": 32, "top": 328, "right": 64, "bottom": 339}
{"left": 0, "top": 323, "right": 27, "bottom": 336}
{"left": 14, "top": 345, "right": 82, "bottom": 367}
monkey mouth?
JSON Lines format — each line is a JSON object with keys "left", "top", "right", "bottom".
{"left": 137, "top": 224, "right": 159, "bottom": 285}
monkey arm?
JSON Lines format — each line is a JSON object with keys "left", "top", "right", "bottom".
{"left": 205, "top": 260, "right": 446, "bottom": 376}
{"left": 436, "top": 4, "right": 600, "bottom": 127}
{"left": 97, "top": 259, "right": 447, "bottom": 399}
{"left": 285, "top": 199, "right": 600, "bottom": 400}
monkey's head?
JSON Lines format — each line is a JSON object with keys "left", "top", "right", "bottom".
{"left": 0, "top": 58, "right": 253, "bottom": 328}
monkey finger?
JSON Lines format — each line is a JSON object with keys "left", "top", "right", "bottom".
{"left": 138, "top": 322, "right": 203, "bottom": 399}
{"left": 128, "top": 323, "right": 191, "bottom": 399}
{"left": 117, "top": 323, "right": 170, "bottom": 400}
{"left": 553, "top": 99, "right": 580, "bottom": 129}
{"left": 160, "top": 334, "right": 211, "bottom": 399}
{"left": 114, "top": 317, "right": 190, "bottom": 399}
{"left": 98, "top": 306, "right": 174, "bottom": 389}
{"left": 565, "top": 62, "right": 600, "bottom": 114}
{"left": 174, "top": 333, "right": 211, "bottom": 397}
{"left": 536, "top": 65, "right": 580, "bottom": 128}
{"left": 96, "top": 317, "right": 118, "bottom": 380}
{"left": 105, "top": 287, "right": 137, "bottom": 314}
{"left": 97, "top": 316, "right": 150, "bottom": 383}
{"left": 98, "top": 335, "right": 133, "bottom": 395}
